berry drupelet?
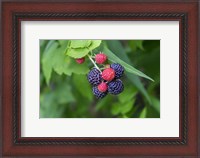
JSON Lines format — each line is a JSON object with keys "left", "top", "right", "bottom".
{"left": 87, "top": 68, "right": 102, "bottom": 86}
{"left": 95, "top": 53, "right": 107, "bottom": 64}
{"left": 108, "top": 79, "right": 124, "bottom": 95}
{"left": 97, "top": 82, "right": 108, "bottom": 92}
{"left": 101, "top": 68, "right": 115, "bottom": 81}
{"left": 93, "top": 86, "right": 107, "bottom": 99}
{"left": 110, "top": 63, "right": 124, "bottom": 79}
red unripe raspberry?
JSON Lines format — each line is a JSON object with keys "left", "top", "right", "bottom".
{"left": 97, "top": 82, "right": 108, "bottom": 92}
{"left": 95, "top": 53, "right": 107, "bottom": 64}
{"left": 76, "top": 57, "right": 85, "bottom": 64}
{"left": 102, "top": 68, "right": 115, "bottom": 81}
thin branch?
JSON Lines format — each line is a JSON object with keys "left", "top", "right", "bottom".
{"left": 87, "top": 55, "right": 102, "bottom": 72}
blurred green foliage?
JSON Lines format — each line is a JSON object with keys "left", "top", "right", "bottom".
{"left": 40, "top": 40, "right": 160, "bottom": 118}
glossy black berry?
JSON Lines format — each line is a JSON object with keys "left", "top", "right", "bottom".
{"left": 87, "top": 68, "right": 102, "bottom": 86}
{"left": 92, "top": 86, "right": 107, "bottom": 99}
{"left": 108, "top": 79, "right": 124, "bottom": 95}
{"left": 110, "top": 63, "right": 124, "bottom": 79}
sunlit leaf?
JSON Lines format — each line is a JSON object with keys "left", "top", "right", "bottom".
{"left": 66, "top": 47, "right": 89, "bottom": 58}
{"left": 66, "top": 40, "right": 101, "bottom": 58}
{"left": 70, "top": 40, "right": 92, "bottom": 48}
{"left": 88, "top": 40, "right": 101, "bottom": 51}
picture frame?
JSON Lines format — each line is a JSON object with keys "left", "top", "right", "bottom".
{"left": 1, "top": 0, "right": 199, "bottom": 157}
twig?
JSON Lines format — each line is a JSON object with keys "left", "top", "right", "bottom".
{"left": 87, "top": 55, "right": 102, "bottom": 72}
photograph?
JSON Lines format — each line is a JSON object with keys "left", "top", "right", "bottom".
{"left": 40, "top": 40, "right": 160, "bottom": 118}
{"left": 2, "top": 1, "right": 199, "bottom": 157}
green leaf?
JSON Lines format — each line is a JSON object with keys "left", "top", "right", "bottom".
{"left": 139, "top": 107, "right": 147, "bottom": 118}
{"left": 66, "top": 47, "right": 89, "bottom": 59}
{"left": 103, "top": 46, "right": 154, "bottom": 81}
{"left": 63, "top": 57, "right": 89, "bottom": 75}
{"left": 106, "top": 40, "right": 152, "bottom": 104}
{"left": 44, "top": 40, "right": 56, "bottom": 52}
{"left": 55, "top": 82, "right": 76, "bottom": 104}
{"left": 129, "top": 40, "right": 144, "bottom": 51}
{"left": 58, "top": 40, "right": 68, "bottom": 46}
{"left": 72, "top": 74, "right": 93, "bottom": 101}
{"left": 88, "top": 40, "right": 101, "bottom": 51}
{"left": 40, "top": 40, "right": 48, "bottom": 47}
{"left": 121, "top": 100, "right": 135, "bottom": 115}
{"left": 134, "top": 46, "right": 160, "bottom": 78}
{"left": 95, "top": 95, "right": 113, "bottom": 112}
{"left": 147, "top": 76, "right": 160, "bottom": 94}
{"left": 111, "top": 100, "right": 135, "bottom": 116}
{"left": 66, "top": 40, "right": 102, "bottom": 58}
{"left": 40, "top": 81, "right": 75, "bottom": 118}
{"left": 40, "top": 93, "right": 61, "bottom": 118}
{"left": 51, "top": 41, "right": 69, "bottom": 75}
{"left": 139, "top": 103, "right": 160, "bottom": 118}
{"left": 118, "top": 87, "right": 137, "bottom": 103}
{"left": 106, "top": 40, "right": 130, "bottom": 62}
{"left": 146, "top": 106, "right": 160, "bottom": 118}
{"left": 135, "top": 40, "right": 144, "bottom": 50}
{"left": 122, "top": 114, "right": 128, "bottom": 118}
{"left": 70, "top": 40, "right": 91, "bottom": 48}
{"left": 42, "top": 40, "right": 89, "bottom": 85}
{"left": 150, "top": 96, "right": 160, "bottom": 113}
{"left": 111, "top": 103, "right": 121, "bottom": 115}
{"left": 52, "top": 41, "right": 89, "bottom": 76}
{"left": 126, "top": 73, "right": 152, "bottom": 104}
{"left": 42, "top": 41, "right": 59, "bottom": 85}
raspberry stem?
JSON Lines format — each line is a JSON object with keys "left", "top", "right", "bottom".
{"left": 87, "top": 55, "right": 102, "bottom": 72}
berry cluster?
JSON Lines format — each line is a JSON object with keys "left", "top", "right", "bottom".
{"left": 86, "top": 53, "right": 124, "bottom": 99}
{"left": 75, "top": 53, "right": 124, "bottom": 99}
